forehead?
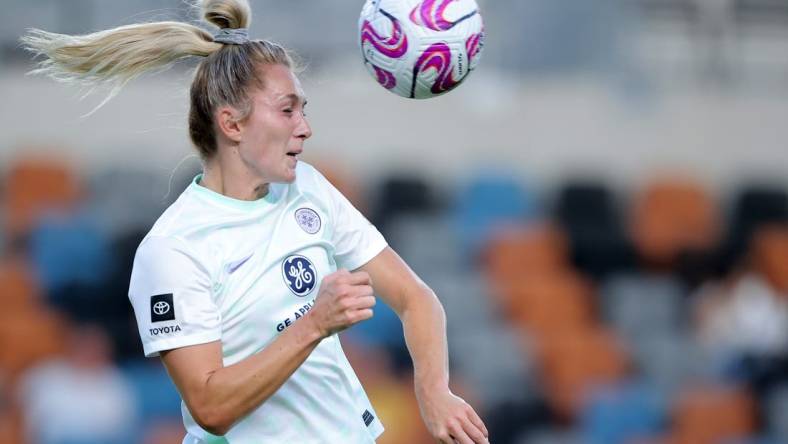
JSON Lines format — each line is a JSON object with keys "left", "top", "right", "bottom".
{"left": 255, "top": 64, "right": 306, "bottom": 103}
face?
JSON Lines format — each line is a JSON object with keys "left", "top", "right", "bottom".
{"left": 236, "top": 64, "right": 312, "bottom": 184}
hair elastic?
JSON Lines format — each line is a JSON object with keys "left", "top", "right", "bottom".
{"left": 213, "top": 28, "right": 249, "bottom": 45}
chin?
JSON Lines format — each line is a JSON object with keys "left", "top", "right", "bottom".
{"left": 279, "top": 170, "right": 297, "bottom": 184}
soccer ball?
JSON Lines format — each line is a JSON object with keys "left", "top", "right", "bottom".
{"left": 358, "top": 0, "right": 484, "bottom": 99}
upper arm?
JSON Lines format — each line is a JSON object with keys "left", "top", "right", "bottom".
{"left": 128, "top": 235, "right": 222, "bottom": 357}
{"left": 160, "top": 341, "right": 223, "bottom": 414}
{"left": 358, "top": 246, "right": 434, "bottom": 315}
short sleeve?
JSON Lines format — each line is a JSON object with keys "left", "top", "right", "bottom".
{"left": 128, "top": 235, "right": 222, "bottom": 357}
{"left": 316, "top": 172, "right": 387, "bottom": 270}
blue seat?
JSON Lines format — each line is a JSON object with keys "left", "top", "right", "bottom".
{"left": 579, "top": 380, "right": 666, "bottom": 444}
{"left": 29, "top": 210, "right": 113, "bottom": 294}
{"left": 342, "top": 299, "right": 404, "bottom": 351}
{"left": 122, "top": 361, "right": 183, "bottom": 424}
{"left": 452, "top": 173, "right": 539, "bottom": 258}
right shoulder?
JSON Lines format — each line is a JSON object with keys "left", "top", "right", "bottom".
{"left": 132, "top": 234, "right": 211, "bottom": 284}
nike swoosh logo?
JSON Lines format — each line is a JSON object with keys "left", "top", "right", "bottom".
{"left": 227, "top": 252, "right": 254, "bottom": 274}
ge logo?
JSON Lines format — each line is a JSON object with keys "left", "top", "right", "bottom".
{"left": 282, "top": 255, "right": 317, "bottom": 297}
{"left": 153, "top": 301, "right": 170, "bottom": 315}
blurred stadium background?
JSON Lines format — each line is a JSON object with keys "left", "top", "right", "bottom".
{"left": 1, "top": 0, "right": 788, "bottom": 443}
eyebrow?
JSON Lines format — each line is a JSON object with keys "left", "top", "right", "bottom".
{"left": 280, "top": 93, "right": 307, "bottom": 106}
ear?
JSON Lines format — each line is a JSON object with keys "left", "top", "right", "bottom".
{"left": 215, "top": 106, "right": 244, "bottom": 143}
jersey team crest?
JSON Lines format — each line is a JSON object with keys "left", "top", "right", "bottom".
{"left": 282, "top": 255, "right": 317, "bottom": 297}
{"left": 295, "top": 207, "right": 321, "bottom": 234}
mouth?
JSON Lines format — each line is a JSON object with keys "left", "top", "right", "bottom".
{"left": 286, "top": 149, "right": 302, "bottom": 159}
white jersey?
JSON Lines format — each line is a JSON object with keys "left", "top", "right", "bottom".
{"left": 128, "top": 162, "right": 387, "bottom": 443}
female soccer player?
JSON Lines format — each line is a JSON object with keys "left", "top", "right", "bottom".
{"left": 22, "top": 1, "right": 489, "bottom": 443}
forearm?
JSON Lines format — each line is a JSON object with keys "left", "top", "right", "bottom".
{"left": 400, "top": 286, "right": 450, "bottom": 392}
{"left": 196, "top": 315, "right": 323, "bottom": 434}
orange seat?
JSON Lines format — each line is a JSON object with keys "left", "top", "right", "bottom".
{"left": 496, "top": 272, "right": 595, "bottom": 336}
{"left": 751, "top": 225, "right": 788, "bottom": 294}
{"left": 671, "top": 385, "right": 756, "bottom": 444}
{"left": 140, "top": 420, "right": 186, "bottom": 444}
{"left": 482, "top": 224, "right": 570, "bottom": 284}
{"left": 0, "top": 259, "right": 41, "bottom": 314}
{"left": 0, "top": 408, "right": 25, "bottom": 444}
{"left": 630, "top": 178, "right": 720, "bottom": 268}
{"left": 536, "top": 326, "right": 630, "bottom": 419}
{"left": 0, "top": 309, "right": 66, "bottom": 382}
{"left": 366, "top": 377, "right": 433, "bottom": 444}
{"left": 2, "top": 156, "right": 82, "bottom": 238}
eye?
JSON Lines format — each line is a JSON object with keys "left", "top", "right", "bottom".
{"left": 283, "top": 108, "right": 293, "bottom": 114}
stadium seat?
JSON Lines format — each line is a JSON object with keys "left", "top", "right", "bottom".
{"left": 495, "top": 271, "right": 595, "bottom": 337}
{"left": 449, "top": 324, "right": 535, "bottom": 409}
{"left": 517, "top": 428, "right": 585, "bottom": 444}
{"left": 671, "top": 385, "right": 756, "bottom": 444}
{"left": 0, "top": 407, "right": 24, "bottom": 444}
{"left": 721, "top": 184, "right": 788, "bottom": 272}
{"left": 600, "top": 273, "right": 686, "bottom": 339}
{"left": 341, "top": 298, "right": 405, "bottom": 359}
{"left": 481, "top": 223, "right": 570, "bottom": 285}
{"left": 29, "top": 211, "right": 113, "bottom": 294}
{"left": 1, "top": 156, "right": 82, "bottom": 240}
{"left": 0, "top": 209, "right": 5, "bottom": 257}
{"left": 452, "top": 173, "right": 540, "bottom": 258}
{"left": 0, "top": 309, "right": 67, "bottom": 382}
{"left": 307, "top": 160, "right": 367, "bottom": 214}
{"left": 385, "top": 213, "right": 464, "bottom": 275}
{"left": 364, "top": 377, "right": 433, "bottom": 444}
{"left": 765, "top": 383, "right": 788, "bottom": 441}
{"left": 88, "top": 168, "right": 174, "bottom": 239}
{"left": 371, "top": 175, "right": 437, "bottom": 236}
{"left": 0, "top": 259, "right": 41, "bottom": 314}
{"left": 536, "top": 326, "right": 630, "bottom": 418}
{"left": 630, "top": 178, "right": 720, "bottom": 269}
{"left": 139, "top": 419, "right": 187, "bottom": 444}
{"left": 122, "top": 361, "right": 183, "bottom": 424}
{"left": 422, "top": 269, "right": 498, "bottom": 336}
{"left": 579, "top": 380, "right": 667, "bottom": 444}
{"left": 554, "top": 180, "right": 635, "bottom": 277}
{"left": 751, "top": 225, "right": 788, "bottom": 293}
{"left": 628, "top": 330, "right": 707, "bottom": 397}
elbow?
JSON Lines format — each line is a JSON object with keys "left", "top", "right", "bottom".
{"left": 402, "top": 285, "right": 444, "bottom": 317}
{"left": 191, "top": 405, "right": 233, "bottom": 436}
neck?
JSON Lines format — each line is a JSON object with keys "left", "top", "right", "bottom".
{"left": 201, "top": 147, "right": 270, "bottom": 201}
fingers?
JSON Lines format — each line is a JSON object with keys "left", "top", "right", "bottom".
{"left": 436, "top": 410, "right": 489, "bottom": 444}
{"left": 353, "top": 308, "right": 374, "bottom": 322}
{"left": 343, "top": 269, "right": 373, "bottom": 286}
{"left": 447, "top": 422, "right": 474, "bottom": 444}
{"left": 435, "top": 432, "right": 454, "bottom": 444}
{"left": 350, "top": 285, "right": 374, "bottom": 299}
{"left": 351, "top": 295, "right": 376, "bottom": 310}
{"left": 313, "top": 270, "right": 376, "bottom": 336}
{"left": 460, "top": 416, "right": 488, "bottom": 444}
{"left": 466, "top": 407, "right": 489, "bottom": 439}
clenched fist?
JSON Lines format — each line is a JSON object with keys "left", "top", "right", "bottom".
{"left": 307, "top": 269, "right": 376, "bottom": 338}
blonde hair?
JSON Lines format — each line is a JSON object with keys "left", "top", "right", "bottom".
{"left": 20, "top": 0, "right": 294, "bottom": 159}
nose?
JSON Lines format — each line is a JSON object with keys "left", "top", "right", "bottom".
{"left": 296, "top": 112, "right": 312, "bottom": 140}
